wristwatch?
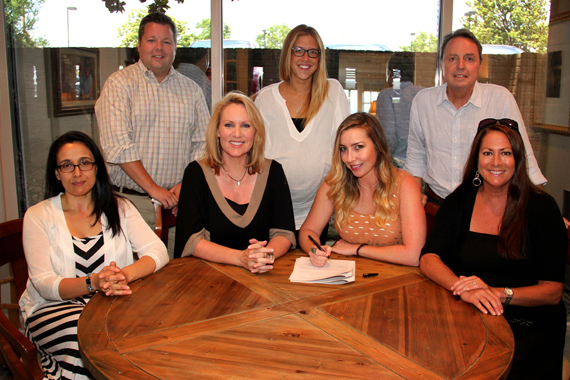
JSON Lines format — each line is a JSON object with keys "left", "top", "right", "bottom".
{"left": 503, "top": 287, "right": 513, "bottom": 306}
{"left": 86, "top": 273, "right": 95, "bottom": 293}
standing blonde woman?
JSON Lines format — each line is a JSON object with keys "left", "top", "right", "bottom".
{"left": 299, "top": 113, "right": 425, "bottom": 267}
{"left": 255, "top": 24, "right": 350, "bottom": 244}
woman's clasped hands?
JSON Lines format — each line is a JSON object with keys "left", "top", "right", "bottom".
{"left": 94, "top": 261, "right": 132, "bottom": 297}
{"left": 241, "top": 239, "right": 275, "bottom": 274}
{"left": 451, "top": 275, "right": 504, "bottom": 316}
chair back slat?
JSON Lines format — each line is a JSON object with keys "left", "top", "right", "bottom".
{"left": 0, "top": 218, "right": 43, "bottom": 379}
{"left": 154, "top": 204, "right": 177, "bottom": 248}
{"left": 0, "top": 218, "right": 27, "bottom": 327}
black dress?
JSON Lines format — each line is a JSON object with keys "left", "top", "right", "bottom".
{"left": 422, "top": 185, "right": 567, "bottom": 380}
{"left": 174, "top": 159, "right": 296, "bottom": 258}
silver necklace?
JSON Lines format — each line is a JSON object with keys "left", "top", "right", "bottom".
{"left": 358, "top": 181, "right": 379, "bottom": 190}
{"left": 222, "top": 166, "right": 247, "bottom": 187}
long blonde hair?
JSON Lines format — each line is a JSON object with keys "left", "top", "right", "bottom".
{"left": 325, "top": 113, "right": 396, "bottom": 229}
{"left": 279, "top": 24, "right": 329, "bottom": 128}
{"left": 204, "top": 92, "right": 266, "bottom": 174}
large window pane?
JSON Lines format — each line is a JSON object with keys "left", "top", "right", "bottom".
{"left": 3, "top": 0, "right": 211, "bottom": 207}
{"left": 3, "top": 0, "right": 562, "bottom": 210}
{"left": 222, "top": 0, "right": 441, "bottom": 111}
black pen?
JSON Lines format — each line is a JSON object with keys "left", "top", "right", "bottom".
{"left": 363, "top": 273, "right": 378, "bottom": 278}
{"left": 308, "top": 235, "right": 324, "bottom": 251}
{"left": 308, "top": 235, "right": 331, "bottom": 260}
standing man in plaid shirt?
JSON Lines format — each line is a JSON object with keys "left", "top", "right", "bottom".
{"left": 96, "top": 13, "right": 209, "bottom": 254}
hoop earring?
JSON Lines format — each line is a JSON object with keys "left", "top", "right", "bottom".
{"left": 472, "top": 171, "right": 482, "bottom": 187}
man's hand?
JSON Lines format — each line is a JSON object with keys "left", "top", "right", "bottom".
{"left": 169, "top": 183, "right": 182, "bottom": 216}
{"left": 149, "top": 184, "right": 178, "bottom": 209}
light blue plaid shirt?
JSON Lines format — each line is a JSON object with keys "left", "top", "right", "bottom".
{"left": 96, "top": 60, "right": 209, "bottom": 193}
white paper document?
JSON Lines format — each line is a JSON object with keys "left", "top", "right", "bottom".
{"left": 289, "top": 257, "right": 356, "bottom": 285}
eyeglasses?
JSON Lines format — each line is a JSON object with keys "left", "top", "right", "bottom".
{"left": 57, "top": 161, "right": 96, "bottom": 173}
{"left": 477, "top": 118, "right": 519, "bottom": 134}
{"left": 291, "top": 47, "right": 321, "bottom": 58}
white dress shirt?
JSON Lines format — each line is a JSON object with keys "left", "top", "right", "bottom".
{"left": 406, "top": 81, "right": 546, "bottom": 199}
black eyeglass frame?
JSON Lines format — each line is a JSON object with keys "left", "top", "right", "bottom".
{"left": 477, "top": 118, "right": 520, "bottom": 135}
{"left": 291, "top": 47, "right": 321, "bottom": 58}
{"left": 57, "top": 161, "right": 96, "bottom": 173}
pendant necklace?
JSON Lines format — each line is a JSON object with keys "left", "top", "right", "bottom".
{"left": 222, "top": 166, "right": 247, "bottom": 187}
{"left": 288, "top": 98, "right": 304, "bottom": 115}
{"left": 287, "top": 89, "right": 307, "bottom": 115}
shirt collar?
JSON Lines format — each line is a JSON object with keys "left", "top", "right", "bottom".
{"left": 136, "top": 60, "right": 175, "bottom": 83}
{"left": 439, "top": 81, "right": 481, "bottom": 108}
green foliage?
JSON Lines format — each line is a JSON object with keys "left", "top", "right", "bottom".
{"left": 461, "top": 0, "right": 548, "bottom": 53}
{"left": 118, "top": 11, "right": 230, "bottom": 48}
{"left": 117, "top": 9, "right": 191, "bottom": 47}
{"left": 256, "top": 24, "right": 291, "bottom": 49}
{"left": 4, "top": 0, "right": 49, "bottom": 47}
{"left": 103, "top": 0, "right": 184, "bottom": 14}
{"left": 191, "top": 19, "right": 231, "bottom": 41}
{"left": 399, "top": 32, "right": 437, "bottom": 52}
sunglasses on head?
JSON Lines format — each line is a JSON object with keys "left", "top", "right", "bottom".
{"left": 477, "top": 118, "right": 519, "bottom": 134}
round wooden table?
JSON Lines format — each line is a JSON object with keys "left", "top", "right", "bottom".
{"left": 78, "top": 251, "right": 513, "bottom": 379}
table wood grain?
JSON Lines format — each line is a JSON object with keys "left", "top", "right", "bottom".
{"left": 78, "top": 250, "right": 513, "bottom": 379}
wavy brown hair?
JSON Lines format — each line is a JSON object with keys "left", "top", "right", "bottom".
{"left": 461, "top": 122, "right": 543, "bottom": 260}
{"left": 204, "top": 92, "right": 265, "bottom": 175}
{"left": 279, "top": 24, "right": 329, "bottom": 128}
{"left": 325, "top": 113, "right": 396, "bottom": 230}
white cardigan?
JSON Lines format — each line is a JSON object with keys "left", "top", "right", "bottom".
{"left": 19, "top": 194, "right": 169, "bottom": 321}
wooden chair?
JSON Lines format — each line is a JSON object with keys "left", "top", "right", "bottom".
{"left": 0, "top": 311, "right": 43, "bottom": 380}
{"left": 154, "top": 203, "right": 177, "bottom": 248}
{"left": 566, "top": 227, "right": 570, "bottom": 265}
{"left": 0, "top": 218, "right": 43, "bottom": 379}
{"left": 425, "top": 201, "right": 440, "bottom": 237}
{"left": 0, "top": 219, "right": 27, "bottom": 327}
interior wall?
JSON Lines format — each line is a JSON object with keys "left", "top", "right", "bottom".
{"left": 545, "top": 133, "right": 570, "bottom": 209}
{"left": 17, "top": 47, "right": 127, "bottom": 207}
{"left": 542, "top": 2, "right": 570, "bottom": 210}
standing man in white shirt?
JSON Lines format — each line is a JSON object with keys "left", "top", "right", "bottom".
{"left": 96, "top": 13, "right": 209, "bottom": 253}
{"left": 406, "top": 29, "right": 546, "bottom": 204}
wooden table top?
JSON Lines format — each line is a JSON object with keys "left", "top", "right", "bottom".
{"left": 78, "top": 250, "right": 513, "bottom": 380}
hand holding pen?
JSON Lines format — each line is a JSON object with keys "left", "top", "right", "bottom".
{"left": 308, "top": 235, "right": 332, "bottom": 267}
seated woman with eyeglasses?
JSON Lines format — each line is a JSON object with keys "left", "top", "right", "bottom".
{"left": 255, "top": 24, "right": 350, "bottom": 244}
{"left": 19, "top": 131, "right": 169, "bottom": 379}
{"left": 420, "top": 119, "right": 567, "bottom": 379}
